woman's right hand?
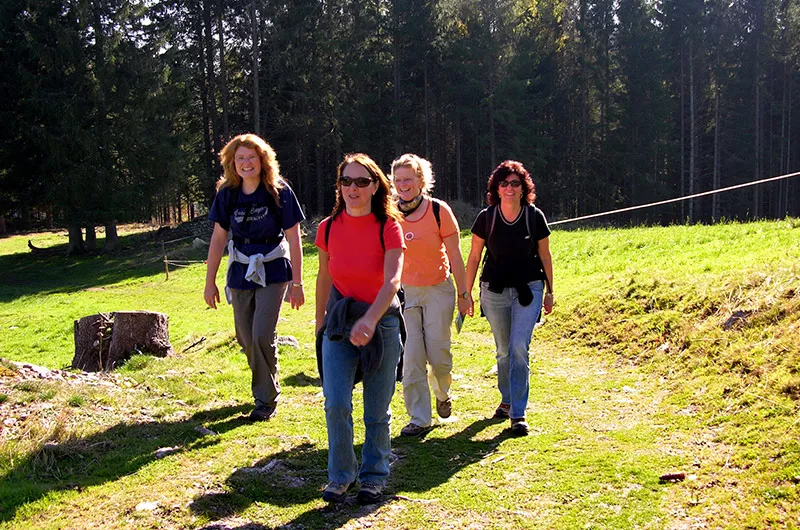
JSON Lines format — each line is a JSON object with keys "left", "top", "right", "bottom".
{"left": 204, "top": 282, "right": 220, "bottom": 309}
{"left": 457, "top": 293, "right": 474, "bottom": 317}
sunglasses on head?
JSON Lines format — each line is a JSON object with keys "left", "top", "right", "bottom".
{"left": 339, "top": 176, "right": 374, "bottom": 188}
{"left": 499, "top": 180, "right": 522, "bottom": 188}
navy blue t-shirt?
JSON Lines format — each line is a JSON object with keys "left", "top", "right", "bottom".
{"left": 209, "top": 180, "right": 305, "bottom": 290}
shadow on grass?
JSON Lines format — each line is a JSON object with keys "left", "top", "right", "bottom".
{"left": 283, "top": 371, "right": 320, "bottom": 387}
{"left": 0, "top": 231, "right": 203, "bottom": 303}
{"left": 189, "top": 417, "right": 510, "bottom": 528}
{"left": 0, "top": 403, "right": 251, "bottom": 523}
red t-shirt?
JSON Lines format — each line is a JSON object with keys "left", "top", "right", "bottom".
{"left": 315, "top": 211, "right": 405, "bottom": 303}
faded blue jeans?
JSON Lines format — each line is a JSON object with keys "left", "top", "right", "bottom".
{"left": 479, "top": 280, "right": 544, "bottom": 420}
{"left": 322, "top": 314, "right": 401, "bottom": 486}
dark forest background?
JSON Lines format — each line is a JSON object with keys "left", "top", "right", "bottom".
{"left": 1, "top": 0, "right": 799, "bottom": 251}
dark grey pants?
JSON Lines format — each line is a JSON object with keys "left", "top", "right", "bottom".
{"left": 230, "top": 282, "right": 289, "bottom": 407}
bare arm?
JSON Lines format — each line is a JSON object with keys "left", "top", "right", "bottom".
{"left": 443, "top": 232, "right": 472, "bottom": 316}
{"left": 204, "top": 223, "right": 228, "bottom": 309}
{"left": 349, "top": 248, "right": 404, "bottom": 347}
{"left": 538, "top": 236, "right": 554, "bottom": 314}
{"left": 464, "top": 234, "right": 485, "bottom": 317}
{"left": 285, "top": 223, "right": 305, "bottom": 310}
{"left": 315, "top": 249, "right": 332, "bottom": 334}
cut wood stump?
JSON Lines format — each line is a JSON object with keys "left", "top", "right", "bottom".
{"left": 73, "top": 311, "right": 174, "bottom": 371}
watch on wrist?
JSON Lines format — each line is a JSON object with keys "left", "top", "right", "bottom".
{"left": 460, "top": 291, "right": 469, "bottom": 299}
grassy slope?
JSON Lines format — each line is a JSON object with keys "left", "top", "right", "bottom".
{"left": 0, "top": 220, "right": 798, "bottom": 529}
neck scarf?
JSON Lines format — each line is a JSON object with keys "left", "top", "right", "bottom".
{"left": 398, "top": 194, "right": 424, "bottom": 217}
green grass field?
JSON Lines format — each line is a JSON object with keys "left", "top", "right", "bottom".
{"left": 1, "top": 219, "right": 798, "bottom": 529}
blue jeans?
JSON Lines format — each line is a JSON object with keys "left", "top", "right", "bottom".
{"left": 322, "top": 314, "right": 401, "bottom": 486}
{"left": 480, "top": 280, "right": 544, "bottom": 420}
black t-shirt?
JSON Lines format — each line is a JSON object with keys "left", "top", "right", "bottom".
{"left": 471, "top": 205, "right": 551, "bottom": 288}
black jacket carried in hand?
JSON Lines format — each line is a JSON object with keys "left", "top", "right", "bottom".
{"left": 315, "top": 285, "right": 406, "bottom": 386}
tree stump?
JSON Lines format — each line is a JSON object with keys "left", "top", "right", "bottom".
{"left": 73, "top": 311, "right": 174, "bottom": 371}
{"left": 72, "top": 313, "right": 114, "bottom": 371}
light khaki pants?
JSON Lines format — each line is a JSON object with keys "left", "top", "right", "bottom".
{"left": 402, "top": 277, "right": 455, "bottom": 427}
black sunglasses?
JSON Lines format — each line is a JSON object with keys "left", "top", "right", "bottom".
{"left": 339, "top": 176, "right": 374, "bottom": 188}
{"left": 499, "top": 180, "right": 522, "bottom": 188}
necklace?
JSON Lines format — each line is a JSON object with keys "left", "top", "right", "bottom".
{"left": 398, "top": 194, "right": 424, "bottom": 217}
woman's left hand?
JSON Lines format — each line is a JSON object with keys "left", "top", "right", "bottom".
{"left": 349, "top": 316, "right": 378, "bottom": 347}
{"left": 543, "top": 293, "right": 554, "bottom": 314}
{"left": 288, "top": 284, "right": 305, "bottom": 310}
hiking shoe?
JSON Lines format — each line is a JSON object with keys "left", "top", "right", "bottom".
{"left": 356, "top": 482, "right": 383, "bottom": 505}
{"left": 510, "top": 418, "right": 529, "bottom": 436}
{"left": 400, "top": 422, "right": 429, "bottom": 437}
{"left": 249, "top": 404, "right": 276, "bottom": 422}
{"left": 436, "top": 397, "right": 452, "bottom": 419}
{"left": 322, "top": 481, "right": 354, "bottom": 503}
{"left": 493, "top": 403, "right": 510, "bottom": 419}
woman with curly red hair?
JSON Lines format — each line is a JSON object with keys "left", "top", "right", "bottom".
{"left": 465, "top": 160, "right": 554, "bottom": 436}
{"left": 204, "top": 134, "right": 305, "bottom": 422}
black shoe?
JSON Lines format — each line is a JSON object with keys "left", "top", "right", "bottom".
{"left": 249, "top": 404, "right": 276, "bottom": 422}
{"left": 510, "top": 417, "right": 529, "bottom": 436}
{"left": 356, "top": 482, "right": 383, "bottom": 505}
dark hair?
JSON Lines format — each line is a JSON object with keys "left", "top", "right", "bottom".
{"left": 330, "top": 153, "right": 402, "bottom": 222}
{"left": 485, "top": 160, "right": 536, "bottom": 206}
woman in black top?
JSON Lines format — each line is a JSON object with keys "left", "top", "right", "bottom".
{"left": 465, "top": 160, "right": 554, "bottom": 436}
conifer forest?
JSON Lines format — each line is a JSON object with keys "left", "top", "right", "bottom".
{"left": 1, "top": 0, "right": 799, "bottom": 245}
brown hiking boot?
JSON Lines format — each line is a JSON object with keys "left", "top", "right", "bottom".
{"left": 436, "top": 397, "right": 452, "bottom": 418}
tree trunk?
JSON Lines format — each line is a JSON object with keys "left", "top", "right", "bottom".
{"left": 712, "top": 47, "right": 721, "bottom": 222}
{"left": 680, "top": 45, "right": 685, "bottom": 220}
{"left": 316, "top": 143, "right": 325, "bottom": 216}
{"left": 754, "top": 39, "right": 761, "bottom": 218}
{"left": 85, "top": 226, "right": 97, "bottom": 250}
{"left": 104, "top": 222, "right": 120, "bottom": 252}
{"left": 217, "top": 0, "right": 229, "bottom": 140}
{"left": 688, "top": 37, "right": 696, "bottom": 223}
{"left": 196, "top": 5, "right": 215, "bottom": 202}
{"left": 67, "top": 224, "right": 86, "bottom": 255}
{"left": 203, "top": 0, "right": 221, "bottom": 157}
{"left": 424, "top": 58, "right": 430, "bottom": 159}
{"left": 251, "top": 0, "right": 260, "bottom": 134}
{"left": 455, "top": 114, "right": 462, "bottom": 202}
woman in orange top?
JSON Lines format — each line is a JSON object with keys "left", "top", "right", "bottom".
{"left": 391, "top": 154, "right": 472, "bottom": 437}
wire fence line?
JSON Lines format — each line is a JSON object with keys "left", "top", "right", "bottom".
{"left": 549, "top": 171, "right": 800, "bottom": 226}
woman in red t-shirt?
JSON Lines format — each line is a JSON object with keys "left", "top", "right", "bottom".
{"left": 314, "top": 153, "right": 405, "bottom": 505}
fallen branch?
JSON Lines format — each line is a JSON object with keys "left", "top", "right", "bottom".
{"left": 392, "top": 495, "right": 439, "bottom": 503}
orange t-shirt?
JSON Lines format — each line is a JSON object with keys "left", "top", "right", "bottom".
{"left": 315, "top": 211, "right": 405, "bottom": 303}
{"left": 399, "top": 199, "right": 459, "bottom": 287}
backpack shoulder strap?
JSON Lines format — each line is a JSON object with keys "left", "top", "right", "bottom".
{"left": 431, "top": 198, "right": 441, "bottom": 230}
{"left": 487, "top": 205, "right": 498, "bottom": 243}
{"left": 324, "top": 216, "right": 333, "bottom": 247}
{"left": 525, "top": 205, "right": 540, "bottom": 255}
